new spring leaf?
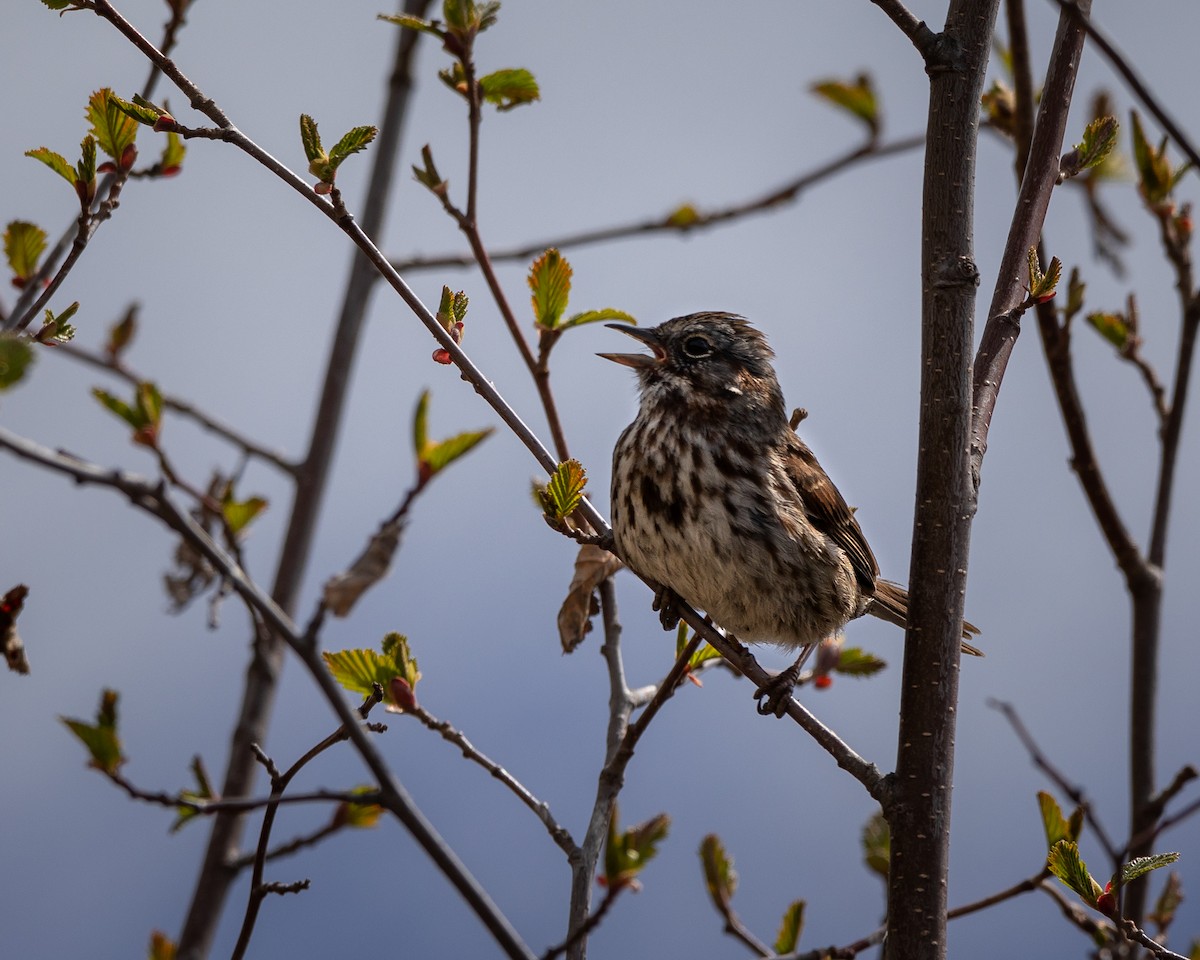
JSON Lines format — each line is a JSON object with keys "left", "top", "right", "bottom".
{"left": 61, "top": 688, "right": 125, "bottom": 774}
{"left": 538, "top": 459, "right": 587, "bottom": 521}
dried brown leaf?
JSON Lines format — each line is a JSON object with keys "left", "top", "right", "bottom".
{"left": 557, "top": 544, "right": 622, "bottom": 653}
{"left": 323, "top": 517, "right": 404, "bottom": 617}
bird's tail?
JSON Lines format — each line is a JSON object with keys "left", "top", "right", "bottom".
{"left": 868, "top": 580, "right": 984, "bottom": 657}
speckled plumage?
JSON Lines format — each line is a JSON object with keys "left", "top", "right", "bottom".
{"left": 602, "top": 312, "right": 979, "bottom": 714}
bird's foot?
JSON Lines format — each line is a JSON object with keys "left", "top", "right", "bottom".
{"left": 754, "top": 644, "right": 816, "bottom": 718}
{"left": 651, "top": 584, "right": 683, "bottom": 631}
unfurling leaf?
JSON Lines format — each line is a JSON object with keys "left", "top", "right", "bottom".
{"left": 1047, "top": 840, "right": 1104, "bottom": 907}
{"left": 1, "top": 584, "right": 31, "bottom": 674}
{"left": 322, "top": 632, "right": 420, "bottom": 712}
{"left": 299, "top": 115, "right": 375, "bottom": 187}
{"left": 834, "top": 645, "right": 886, "bottom": 678}
{"left": 862, "top": 810, "right": 890, "bottom": 880}
{"left": 1038, "top": 791, "right": 1083, "bottom": 849}
{"left": 699, "top": 834, "right": 738, "bottom": 910}
{"left": 1072, "top": 116, "right": 1119, "bottom": 177}
{"left": 299, "top": 114, "right": 323, "bottom": 163}
{"left": 329, "top": 125, "right": 377, "bottom": 162}
{"left": 412, "top": 144, "right": 448, "bottom": 196}
{"left": 443, "top": 0, "right": 501, "bottom": 42}
{"left": 538, "top": 459, "right": 587, "bottom": 522}
{"left": 665, "top": 203, "right": 701, "bottom": 229}
{"left": 558, "top": 544, "right": 623, "bottom": 653}
{"left": 25, "top": 146, "right": 75, "bottom": 186}
{"left": 170, "top": 755, "right": 216, "bottom": 833}
{"left": 560, "top": 308, "right": 637, "bottom": 331}
{"left": 603, "top": 803, "right": 670, "bottom": 890}
{"left": 92, "top": 380, "right": 163, "bottom": 446}
{"left": 1120, "top": 852, "right": 1182, "bottom": 886}
{"left": 679, "top": 623, "right": 723, "bottom": 681}
{"left": 159, "top": 131, "right": 186, "bottom": 175}
{"left": 61, "top": 688, "right": 125, "bottom": 774}
{"left": 108, "top": 92, "right": 162, "bottom": 126}
{"left": 981, "top": 80, "right": 1016, "bottom": 137}
{"left": 529, "top": 248, "right": 573, "bottom": 329}
{"left": 1027, "top": 247, "right": 1062, "bottom": 303}
{"left": 36, "top": 301, "right": 79, "bottom": 344}
{"left": 1086, "top": 311, "right": 1129, "bottom": 349}
{"left": 89, "top": 89, "right": 140, "bottom": 166}
{"left": 322, "top": 515, "right": 404, "bottom": 617}
{"left": 148, "top": 930, "right": 177, "bottom": 960}
{"left": 1064, "top": 267, "right": 1086, "bottom": 323}
{"left": 0, "top": 335, "right": 35, "bottom": 391}
{"left": 412, "top": 389, "right": 493, "bottom": 482}
{"left": 1131, "top": 111, "right": 1192, "bottom": 209}
{"left": 4, "top": 221, "right": 48, "bottom": 285}
{"left": 1148, "top": 871, "right": 1184, "bottom": 931}
{"left": 333, "top": 786, "right": 384, "bottom": 829}
{"left": 811, "top": 74, "right": 880, "bottom": 138}
{"left": 479, "top": 68, "right": 540, "bottom": 111}
{"left": 106, "top": 304, "right": 139, "bottom": 361}
{"left": 774, "top": 901, "right": 806, "bottom": 956}
{"left": 221, "top": 495, "right": 267, "bottom": 535}
{"left": 377, "top": 12, "right": 442, "bottom": 35}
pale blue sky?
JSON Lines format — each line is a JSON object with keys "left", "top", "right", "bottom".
{"left": 2, "top": 1, "right": 1199, "bottom": 957}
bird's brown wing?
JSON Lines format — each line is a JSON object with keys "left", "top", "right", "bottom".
{"left": 783, "top": 438, "right": 879, "bottom": 595}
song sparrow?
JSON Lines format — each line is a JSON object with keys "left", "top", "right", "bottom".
{"left": 601, "top": 312, "right": 981, "bottom": 717}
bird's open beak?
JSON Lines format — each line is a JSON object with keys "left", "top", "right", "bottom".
{"left": 597, "top": 323, "right": 665, "bottom": 369}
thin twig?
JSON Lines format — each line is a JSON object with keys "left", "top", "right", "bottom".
{"left": 408, "top": 704, "right": 579, "bottom": 857}
{"left": 542, "top": 887, "right": 621, "bottom": 960}
{"left": 866, "top": 0, "right": 943, "bottom": 64}
{"left": 55, "top": 342, "right": 298, "bottom": 474}
{"left": 390, "top": 135, "right": 923, "bottom": 275}
{"left": 988, "top": 698, "right": 1121, "bottom": 864}
{"left": 0, "top": 427, "right": 537, "bottom": 960}
{"left": 1048, "top": 0, "right": 1200, "bottom": 172}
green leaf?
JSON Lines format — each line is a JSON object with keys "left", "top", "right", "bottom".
{"left": 774, "top": 901, "right": 806, "bottom": 956}
{"left": 1064, "top": 267, "right": 1086, "bottom": 322}
{"left": 1038, "top": 791, "right": 1083, "bottom": 849}
{"left": 1131, "top": 110, "right": 1192, "bottom": 208}
{"left": 106, "top": 305, "right": 138, "bottom": 361}
{"left": 811, "top": 74, "right": 879, "bottom": 138}
{"left": 26, "top": 146, "right": 75, "bottom": 185}
{"left": 4, "top": 221, "right": 48, "bottom": 282}
{"left": 665, "top": 203, "right": 701, "bottom": 228}
{"left": 412, "top": 144, "right": 448, "bottom": 196}
{"left": 1120, "top": 852, "right": 1181, "bottom": 886}
{"left": 88, "top": 89, "right": 140, "bottom": 164}
{"left": 678, "top": 624, "right": 722, "bottom": 673}
{"left": 424, "top": 429, "right": 494, "bottom": 475}
{"left": 299, "top": 114, "right": 323, "bottom": 163}
{"left": 1047, "top": 840, "right": 1103, "bottom": 906}
{"left": 41, "top": 0, "right": 78, "bottom": 9}
{"left": 92, "top": 387, "right": 138, "bottom": 427}
{"left": 148, "top": 930, "right": 176, "bottom": 960}
{"left": 412, "top": 389, "right": 493, "bottom": 479}
{"left": 1027, "top": 247, "right": 1062, "bottom": 303}
{"left": 322, "top": 632, "right": 419, "bottom": 710}
{"left": 377, "top": 12, "right": 443, "bottom": 36}
{"left": 559, "top": 308, "right": 637, "bottom": 331}
{"left": 1076, "top": 116, "right": 1119, "bottom": 173}
{"left": 862, "top": 810, "right": 890, "bottom": 880}
{"left": 479, "top": 68, "right": 540, "bottom": 111}
{"left": 329, "top": 125, "right": 377, "bottom": 163}
{"left": 699, "top": 834, "right": 737, "bottom": 909}
{"left": 0, "top": 335, "right": 35, "bottom": 390}
{"left": 334, "top": 786, "right": 384, "bottom": 829}
{"left": 436, "top": 285, "right": 470, "bottom": 332}
{"left": 444, "top": 0, "right": 501, "bottom": 39}
{"left": 604, "top": 804, "right": 670, "bottom": 889}
{"left": 1086, "top": 311, "right": 1129, "bottom": 348}
{"left": 93, "top": 380, "right": 162, "bottom": 444}
{"left": 108, "top": 92, "right": 162, "bottom": 126}
{"left": 834, "top": 646, "right": 886, "bottom": 677}
{"left": 1148, "top": 872, "right": 1184, "bottom": 930}
{"left": 538, "top": 459, "right": 587, "bottom": 521}
{"left": 529, "top": 248, "right": 572, "bottom": 329}
{"left": 222, "top": 495, "right": 268, "bottom": 535}
{"left": 77, "top": 134, "right": 97, "bottom": 202}
{"left": 61, "top": 688, "right": 124, "bottom": 774}
{"left": 170, "top": 755, "right": 215, "bottom": 833}
{"left": 160, "top": 130, "right": 185, "bottom": 174}
{"left": 38, "top": 301, "right": 79, "bottom": 343}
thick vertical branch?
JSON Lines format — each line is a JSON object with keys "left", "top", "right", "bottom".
{"left": 886, "top": 4, "right": 998, "bottom": 960}
{"left": 176, "top": 4, "right": 432, "bottom": 955}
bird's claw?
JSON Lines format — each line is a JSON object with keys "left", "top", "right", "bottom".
{"left": 754, "top": 675, "right": 796, "bottom": 718}
{"left": 651, "top": 585, "right": 682, "bottom": 632}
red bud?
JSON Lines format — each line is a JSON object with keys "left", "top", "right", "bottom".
{"left": 432, "top": 348, "right": 453, "bottom": 364}
{"left": 813, "top": 675, "right": 833, "bottom": 690}
{"left": 388, "top": 676, "right": 418, "bottom": 712}
{"left": 153, "top": 114, "right": 176, "bottom": 133}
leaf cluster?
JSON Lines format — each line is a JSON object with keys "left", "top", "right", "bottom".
{"left": 93, "top": 380, "right": 163, "bottom": 447}
{"left": 1130, "top": 110, "right": 1191, "bottom": 209}
{"left": 299, "top": 114, "right": 377, "bottom": 193}
{"left": 323, "top": 632, "right": 421, "bottom": 713}
{"left": 603, "top": 805, "right": 669, "bottom": 890}
{"left": 412, "top": 389, "right": 493, "bottom": 483}
{"left": 699, "top": 834, "right": 807, "bottom": 954}
{"left": 61, "top": 688, "right": 125, "bottom": 774}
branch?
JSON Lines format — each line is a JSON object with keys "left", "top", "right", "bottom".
{"left": 1048, "top": 0, "right": 1200, "bottom": 172}
{"left": 407, "top": 704, "right": 578, "bottom": 857}
{"left": 390, "top": 135, "right": 923, "bottom": 275}
{"left": 970, "top": 0, "right": 1092, "bottom": 492}
{"left": 55, "top": 341, "right": 298, "bottom": 475}
{"left": 988, "top": 699, "right": 1121, "bottom": 865}
{"left": 0, "top": 428, "right": 537, "bottom": 960}
{"left": 867, "top": 0, "right": 945, "bottom": 65}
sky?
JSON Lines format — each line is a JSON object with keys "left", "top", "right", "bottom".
{"left": 2, "top": 1, "right": 1200, "bottom": 958}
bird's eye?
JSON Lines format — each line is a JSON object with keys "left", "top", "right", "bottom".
{"left": 681, "top": 335, "right": 712, "bottom": 358}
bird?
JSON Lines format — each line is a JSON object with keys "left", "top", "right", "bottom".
{"left": 600, "top": 311, "right": 981, "bottom": 717}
